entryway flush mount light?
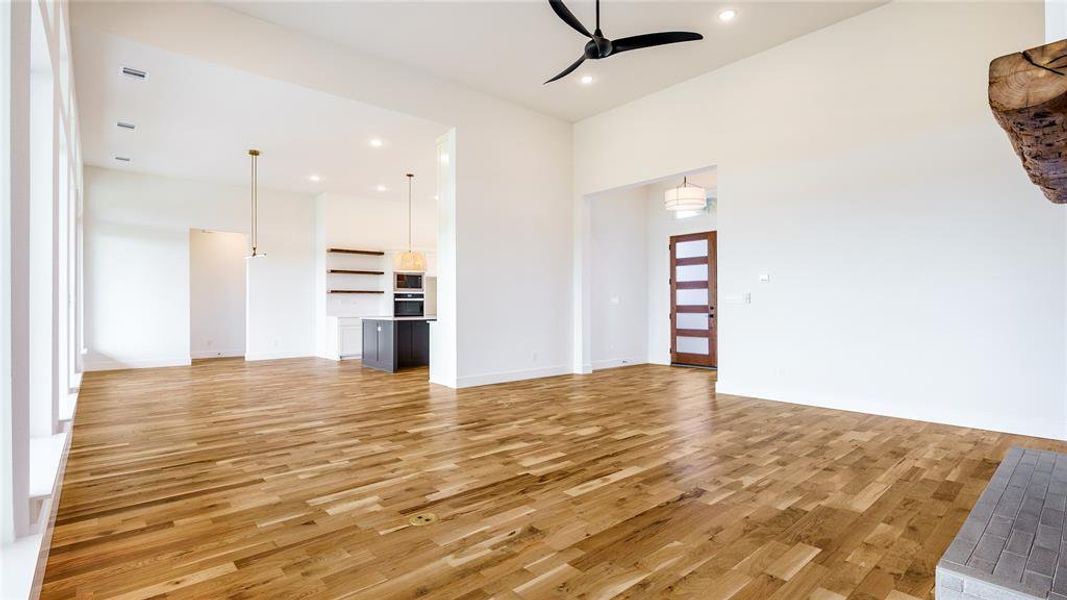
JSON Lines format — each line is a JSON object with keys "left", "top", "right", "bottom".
{"left": 395, "top": 173, "right": 427, "bottom": 273}
{"left": 370, "top": 138, "right": 384, "bottom": 148}
{"left": 246, "top": 149, "right": 266, "bottom": 259}
{"left": 664, "top": 176, "right": 707, "bottom": 211}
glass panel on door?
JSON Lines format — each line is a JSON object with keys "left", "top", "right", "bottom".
{"left": 676, "top": 313, "right": 707, "bottom": 330}
{"left": 675, "top": 239, "right": 708, "bottom": 259}
{"left": 675, "top": 264, "right": 708, "bottom": 282}
{"left": 676, "top": 336, "right": 709, "bottom": 354}
{"left": 676, "top": 288, "right": 708, "bottom": 306}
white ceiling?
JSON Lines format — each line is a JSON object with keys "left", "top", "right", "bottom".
{"left": 221, "top": 0, "right": 884, "bottom": 122}
{"left": 72, "top": 26, "right": 449, "bottom": 199}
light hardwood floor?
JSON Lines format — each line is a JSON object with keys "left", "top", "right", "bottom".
{"left": 41, "top": 359, "right": 1066, "bottom": 599}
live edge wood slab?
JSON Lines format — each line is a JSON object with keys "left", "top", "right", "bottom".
{"left": 990, "top": 39, "right": 1067, "bottom": 204}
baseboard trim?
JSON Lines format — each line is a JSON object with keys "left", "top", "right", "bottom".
{"left": 244, "top": 352, "right": 313, "bottom": 362}
{"left": 191, "top": 349, "right": 244, "bottom": 359}
{"left": 713, "top": 381, "right": 1066, "bottom": 441}
{"left": 456, "top": 365, "right": 572, "bottom": 388}
{"left": 84, "top": 357, "right": 191, "bottom": 371}
{"left": 591, "top": 357, "right": 647, "bottom": 371}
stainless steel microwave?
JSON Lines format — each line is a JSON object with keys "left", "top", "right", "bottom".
{"left": 394, "top": 273, "right": 423, "bottom": 292}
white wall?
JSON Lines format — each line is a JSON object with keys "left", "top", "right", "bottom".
{"left": 1048, "top": 0, "right": 1067, "bottom": 42}
{"left": 189, "top": 230, "right": 246, "bottom": 359}
{"left": 575, "top": 2, "right": 1067, "bottom": 439}
{"left": 28, "top": 18, "right": 55, "bottom": 439}
{"left": 588, "top": 186, "right": 648, "bottom": 369}
{"left": 71, "top": 2, "right": 574, "bottom": 388}
{"left": 0, "top": 0, "right": 15, "bottom": 550}
{"left": 84, "top": 167, "right": 316, "bottom": 369}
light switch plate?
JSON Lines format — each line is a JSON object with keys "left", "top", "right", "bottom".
{"left": 759, "top": 273, "right": 770, "bottom": 283}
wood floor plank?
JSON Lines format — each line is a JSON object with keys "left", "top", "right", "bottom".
{"left": 41, "top": 358, "right": 1067, "bottom": 599}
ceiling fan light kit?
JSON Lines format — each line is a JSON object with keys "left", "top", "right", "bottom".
{"left": 545, "top": 0, "right": 703, "bottom": 84}
{"left": 664, "top": 177, "right": 707, "bottom": 211}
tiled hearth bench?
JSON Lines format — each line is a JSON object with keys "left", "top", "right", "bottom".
{"left": 937, "top": 448, "right": 1067, "bottom": 600}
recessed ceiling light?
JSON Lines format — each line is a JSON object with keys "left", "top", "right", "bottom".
{"left": 121, "top": 66, "right": 148, "bottom": 80}
{"left": 439, "top": 153, "right": 450, "bottom": 165}
{"left": 717, "top": 8, "right": 737, "bottom": 22}
{"left": 370, "top": 138, "right": 384, "bottom": 148}
{"left": 309, "top": 174, "right": 321, "bottom": 183}
{"left": 116, "top": 121, "right": 136, "bottom": 130}
{"left": 580, "top": 75, "right": 594, "bottom": 85}
{"left": 114, "top": 156, "right": 131, "bottom": 162}
{"left": 376, "top": 184, "right": 387, "bottom": 192}
{"left": 432, "top": 195, "right": 439, "bottom": 201}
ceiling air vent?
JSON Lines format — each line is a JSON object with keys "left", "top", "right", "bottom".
{"left": 114, "top": 156, "right": 131, "bottom": 162}
{"left": 121, "top": 66, "right": 147, "bottom": 80}
{"left": 116, "top": 121, "right": 135, "bottom": 130}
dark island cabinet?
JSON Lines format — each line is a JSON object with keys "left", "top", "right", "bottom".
{"left": 361, "top": 319, "right": 430, "bottom": 372}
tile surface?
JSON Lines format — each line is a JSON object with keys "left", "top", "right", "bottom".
{"left": 938, "top": 448, "right": 1067, "bottom": 600}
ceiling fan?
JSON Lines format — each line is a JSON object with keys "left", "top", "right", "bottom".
{"left": 545, "top": 0, "right": 703, "bottom": 84}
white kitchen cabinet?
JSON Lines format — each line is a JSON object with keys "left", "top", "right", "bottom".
{"left": 325, "top": 316, "right": 363, "bottom": 360}
{"left": 338, "top": 319, "right": 362, "bottom": 358}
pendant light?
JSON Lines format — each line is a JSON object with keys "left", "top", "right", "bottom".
{"left": 246, "top": 149, "right": 266, "bottom": 259}
{"left": 395, "top": 173, "right": 427, "bottom": 272}
{"left": 663, "top": 176, "right": 706, "bottom": 212}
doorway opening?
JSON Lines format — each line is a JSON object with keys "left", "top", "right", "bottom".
{"left": 670, "top": 231, "right": 717, "bottom": 368}
{"left": 582, "top": 166, "right": 717, "bottom": 374}
{"left": 189, "top": 230, "right": 247, "bottom": 360}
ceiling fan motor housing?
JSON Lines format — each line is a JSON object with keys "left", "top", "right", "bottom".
{"left": 587, "top": 37, "right": 613, "bottom": 59}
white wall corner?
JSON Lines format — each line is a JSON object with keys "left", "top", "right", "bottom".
{"left": 1047, "top": 0, "right": 1067, "bottom": 43}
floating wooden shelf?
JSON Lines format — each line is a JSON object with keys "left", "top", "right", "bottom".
{"left": 329, "top": 269, "right": 385, "bottom": 275}
{"left": 329, "top": 290, "right": 384, "bottom": 294}
{"left": 328, "top": 247, "right": 385, "bottom": 256}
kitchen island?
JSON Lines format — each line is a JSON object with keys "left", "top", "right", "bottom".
{"left": 361, "top": 316, "right": 435, "bottom": 372}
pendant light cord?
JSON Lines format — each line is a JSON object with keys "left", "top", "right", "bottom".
{"left": 249, "top": 149, "right": 260, "bottom": 255}
{"left": 406, "top": 173, "right": 414, "bottom": 251}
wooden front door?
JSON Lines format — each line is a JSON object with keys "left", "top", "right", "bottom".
{"left": 670, "top": 231, "right": 717, "bottom": 367}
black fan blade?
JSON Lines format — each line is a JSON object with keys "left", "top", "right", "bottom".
{"left": 544, "top": 55, "right": 586, "bottom": 84}
{"left": 612, "top": 31, "right": 703, "bottom": 54}
{"left": 549, "top": 0, "right": 592, "bottom": 38}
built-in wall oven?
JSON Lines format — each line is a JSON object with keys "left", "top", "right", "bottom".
{"left": 394, "top": 273, "right": 423, "bottom": 293}
{"left": 394, "top": 292, "right": 425, "bottom": 317}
